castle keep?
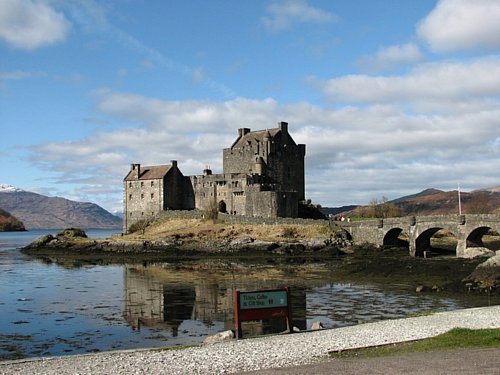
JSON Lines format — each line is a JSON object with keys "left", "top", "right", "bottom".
{"left": 123, "top": 122, "right": 305, "bottom": 232}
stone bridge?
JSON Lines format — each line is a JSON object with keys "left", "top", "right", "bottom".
{"left": 336, "top": 214, "right": 500, "bottom": 257}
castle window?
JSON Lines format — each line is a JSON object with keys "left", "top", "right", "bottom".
{"left": 151, "top": 193, "right": 154, "bottom": 199}
{"left": 129, "top": 194, "right": 132, "bottom": 200}
{"left": 141, "top": 181, "right": 144, "bottom": 188}
{"left": 128, "top": 182, "right": 132, "bottom": 188}
{"left": 141, "top": 193, "right": 144, "bottom": 199}
{"left": 129, "top": 212, "right": 132, "bottom": 217}
{"left": 151, "top": 181, "right": 154, "bottom": 187}
{"left": 141, "top": 212, "right": 144, "bottom": 216}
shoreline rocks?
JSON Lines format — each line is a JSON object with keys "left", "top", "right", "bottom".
{"left": 463, "top": 250, "right": 500, "bottom": 290}
{"left": 22, "top": 228, "right": 349, "bottom": 256}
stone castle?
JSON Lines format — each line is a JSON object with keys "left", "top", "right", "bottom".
{"left": 123, "top": 122, "right": 305, "bottom": 232}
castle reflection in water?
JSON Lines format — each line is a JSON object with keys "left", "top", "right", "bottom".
{"left": 123, "top": 264, "right": 308, "bottom": 337}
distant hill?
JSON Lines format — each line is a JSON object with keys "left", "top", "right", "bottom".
{"left": 322, "top": 186, "right": 500, "bottom": 217}
{"left": 389, "top": 188, "right": 443, "bottom": 204}
{"left": 395, "top": 188, "right": 500, "bottom": 216}
{"left": 320, "top": 205, "right": 358, "bottom": 217}
{"left": 0, "top": 208, "right": 26, "bottom": 231}
{"left": 0, "top": 184, "right": 122, "bottom": 229}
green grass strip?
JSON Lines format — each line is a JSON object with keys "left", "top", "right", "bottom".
{"left": 330, "top": 328, "right": 500, "bottom": 359}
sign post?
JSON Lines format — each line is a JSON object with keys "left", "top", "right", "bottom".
{"left": 233, "top": 287, "right": 292, "bottom": 339}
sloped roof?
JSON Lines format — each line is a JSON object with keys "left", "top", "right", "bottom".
{"left": 231, "top": 128, "right": 280, "bottom": 149}
{"left": 124, "top": 164, "right": 172, "bottom": 181}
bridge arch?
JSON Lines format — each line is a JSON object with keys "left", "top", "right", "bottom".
{"left": 338, "top": 228, "right": 353, "bottom": 242}
{"left": 414, "top": 227, "right": 458, "bottom": 257}
{"left": 464, "top": 226, "right": 499, "bottom": 253}
{"left": 383, "top": 227, "right": 409, "bottom": 250}
{"left": 466, "top": 226, "right": 491, "bottom": 248}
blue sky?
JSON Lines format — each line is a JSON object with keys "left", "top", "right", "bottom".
{"left": 1, "top": 0, "right": 499, "bottom": 214}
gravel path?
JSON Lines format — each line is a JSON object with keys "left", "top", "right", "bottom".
{"left": 1, "top": 305, "right": 499, "bottom": 375}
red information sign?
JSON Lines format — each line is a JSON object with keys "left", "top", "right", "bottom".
{"left": 233, "top": 287, "right": 292, "bottom": 339}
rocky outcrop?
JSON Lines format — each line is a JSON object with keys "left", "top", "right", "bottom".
{"left": 0, "top": 208, "right": 26, "bottom": 231}
{"left": 462, "top": 247, "right": 495, "bottom": 259}
{"left": 203, "top": 330, "right": 234, "bottom": 345}
{"left": 310, "top": 321, "right": 324, "bottom": 330}
{"left": 463, "top": 250, "right": 500, "bottom": 290}
{"left": 22, "top": 227, "right": 352, "bottom": 257}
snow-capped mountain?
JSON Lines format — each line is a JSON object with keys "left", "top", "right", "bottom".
{"left": 0, "top": 183, "right": 25, "bottom": 193}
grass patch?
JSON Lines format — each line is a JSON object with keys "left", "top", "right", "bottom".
{"left": 330, "top": 328, "right": 500, "bottom": 359}
{"left": 126, "top": 217, "right": 335, "bottom": 243}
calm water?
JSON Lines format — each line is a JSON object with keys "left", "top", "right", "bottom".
{"left": 0, "top": 229, "right": 491, "bottom": 360}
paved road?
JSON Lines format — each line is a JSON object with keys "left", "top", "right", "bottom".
{"left": 241, "top": 347, "right": 500, "bottom": 375}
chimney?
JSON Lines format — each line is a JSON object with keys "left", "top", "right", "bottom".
{"left": 171, "top": 160, "right": 177, "bottom": 168}
{"left": 278, "top": 121, "right": 288, "bottom": 133}
{"left": 131, "top": 163, "right": 141, "bottom": 178}
{"left": 203, "top": 165, "right": 212, "bottom": 176}
{"left": 238, "top": 128, "right": 251, "bottom": 137}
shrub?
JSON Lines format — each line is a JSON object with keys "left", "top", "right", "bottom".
{"left": 128, "top": 219, "right": 151, "bottom": 234}
{"left": 282, "top": 226, "right": 297, "bottom": 238}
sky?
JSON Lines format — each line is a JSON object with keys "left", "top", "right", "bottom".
{"left": 1, "top": 0, "right": 499, "bottom": 214}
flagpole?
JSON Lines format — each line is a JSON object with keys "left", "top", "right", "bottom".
{"left": 458, "top": 183, "right": 462, "bottom": 215}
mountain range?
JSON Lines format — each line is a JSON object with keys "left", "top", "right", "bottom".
{"left": 0, "top": 184, "right": 122, "bottom": 229}
{"left": 322, "top": 186, "right": 500, "bottom": 217}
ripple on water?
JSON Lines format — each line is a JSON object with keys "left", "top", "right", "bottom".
{"left": 0, "top": 233, "right": 494, "bottom": 361}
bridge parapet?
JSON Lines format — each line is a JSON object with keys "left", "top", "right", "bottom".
{"left": 463, "top": 214, "right": 500, "bottom": 225}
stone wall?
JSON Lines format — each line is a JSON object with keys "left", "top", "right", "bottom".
{"left": 123, "top": 178, "right": 165, "bottom": 233}
{"left": 190, "top": 173, "right": 250, "bottom": 214}
{"left": 158, "top": 209, "right": 327, "bottom": 226}
{"left": 123, "top": 163, "right": 194, "bottom": 233}
{"left": 265, "top": 134, "right": 305, "bottom": 201}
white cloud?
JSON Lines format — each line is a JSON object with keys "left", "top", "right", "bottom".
{"left": 261, "top": 0, "right": 337, "bottom": 31}
{"left": 312, "top": 57, "right": 500, "bottom": 112}
{"left": 356, "top": 43, "right": 424, "bottom": 72}
{"left": 28, "top": 91, "right": 500, "bottom": 209}
{"left": 417, "top": 0, "right": 500, "bottom": 53}
{"left": 0, "top": 70, "right": 32, "bottom": 80}
{"left": 192, "top": 67, "right": 205, "bottom": 83}
{"left": 0, "top": 0, "right": 70, "bottom": 50}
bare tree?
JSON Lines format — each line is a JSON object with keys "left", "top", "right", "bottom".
{"left": 203, "top": 199, "right": 219, "bottom": 223}
{"left": 354, "top": 196, "right": 401, "bottom": 218}
{"left": 467, "top": 193, "right": 491, "bottom": 214}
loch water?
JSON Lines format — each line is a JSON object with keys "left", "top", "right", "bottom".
{"left": 0, "top": 230, "right": 493, "bottom": 360}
